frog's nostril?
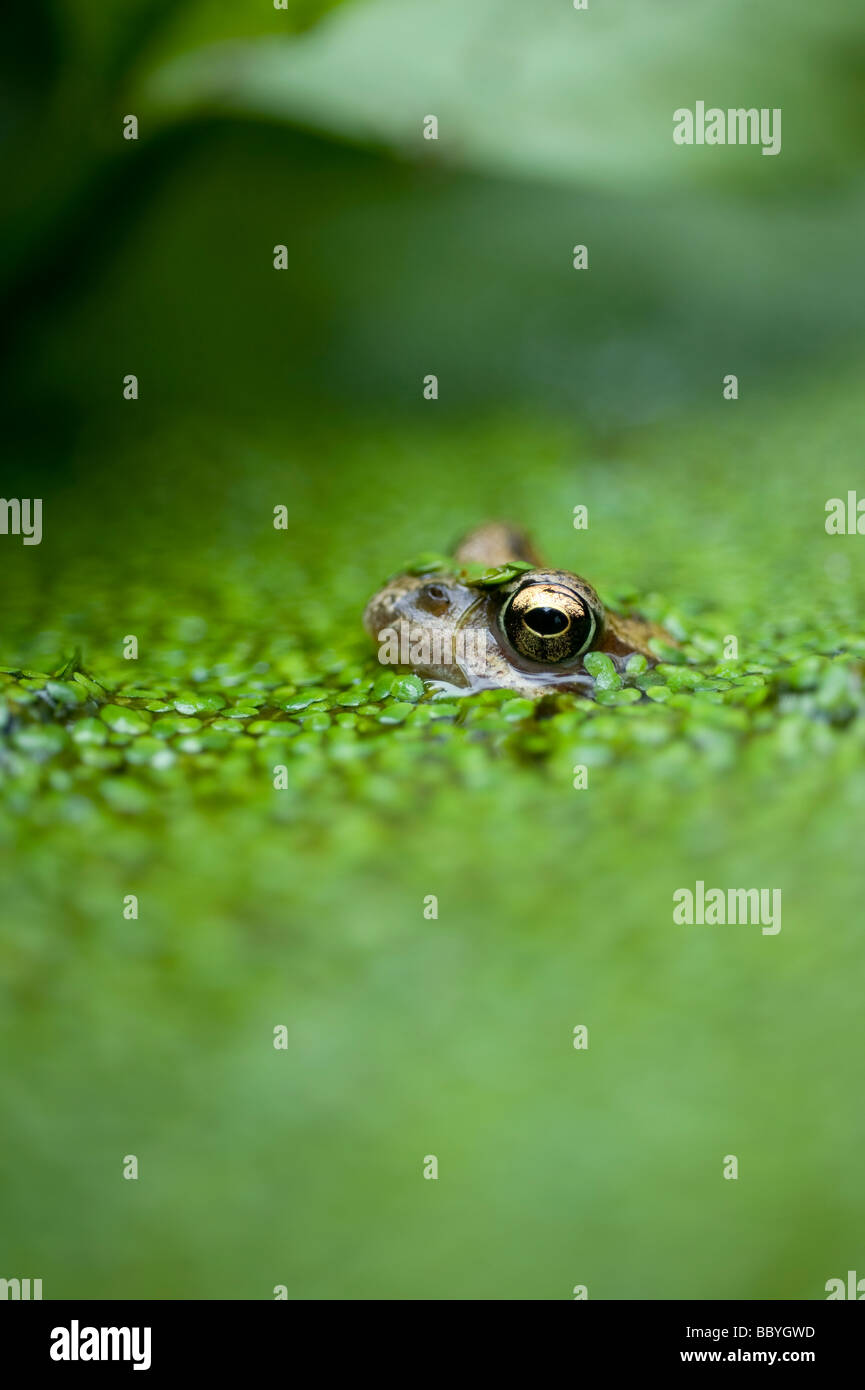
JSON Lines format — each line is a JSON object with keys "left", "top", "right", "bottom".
{"left": 524, "top": 606, "right": 569, "bottom": 637}
{"left": 418, "top": 584, "right": 450, "bottom": 616}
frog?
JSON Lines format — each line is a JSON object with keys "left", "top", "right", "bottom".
{"left": 363, "top": 522, "right": 670, "bottom": 697}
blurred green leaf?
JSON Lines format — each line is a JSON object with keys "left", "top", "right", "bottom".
{"left": 146, "top": 0, "right": 865, "bottom": 193}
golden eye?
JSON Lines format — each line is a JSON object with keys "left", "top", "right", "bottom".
{"left": 501, "top": 582, "right": 597, "bottom": 663}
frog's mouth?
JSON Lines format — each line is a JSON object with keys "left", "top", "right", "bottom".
{"left": 453, "top": 591, "right": 487, "bottom": 634}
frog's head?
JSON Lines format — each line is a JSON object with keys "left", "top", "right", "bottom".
{"left": 362, "top": 570, "right": 484, "bottom": 687}
{"left": 363, "top": 561, "right": 607, "bottom": 694}
{"left": 364, "top": 522, "right": 662, "bottom": 695}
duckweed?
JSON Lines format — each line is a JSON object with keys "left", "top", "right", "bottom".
{"left": 391, "top": 674, "right": 425, "bottom": 702}
{"left": 3, "top": 593, "right": 864, "bottom": 818}
{"left": 583, "top": 651, "right": 623, "bottom": 691}
{"left": 151, "top": 715, "right": 203, "bottom": 738}
{"left": 500, "top": 698, "right": 536, "bottom": 721}
{"left": 99, "top": 705, "right": 152, "bottom": 736}
{"left": 377, "top": 702, "right": 414, "bottom": 725}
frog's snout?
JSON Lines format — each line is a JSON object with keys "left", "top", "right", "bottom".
{"left": 362, "top": 577, "right": 414, "bottom": 641}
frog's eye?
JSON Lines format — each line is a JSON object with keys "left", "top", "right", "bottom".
{"left": 501, "top": 582, "right": 597, "bottom": 663}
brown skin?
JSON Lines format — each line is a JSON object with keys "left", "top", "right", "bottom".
{"left": 363, "top": 522, "right": 669, "bottom": 697}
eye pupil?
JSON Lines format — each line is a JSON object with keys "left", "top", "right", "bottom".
{"left": 524, "top": 606, "right": 568, "bottom": 636}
